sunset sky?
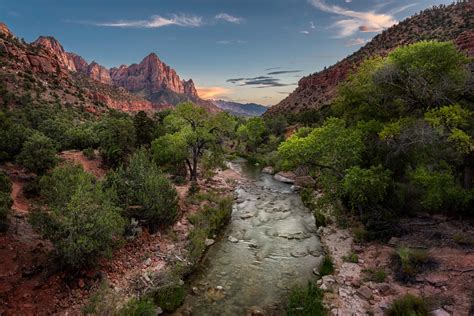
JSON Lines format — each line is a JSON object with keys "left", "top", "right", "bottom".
{"left": 0, "top": 0, "right": 453, "bottom": 105}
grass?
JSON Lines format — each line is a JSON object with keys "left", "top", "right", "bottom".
{"left": 394, "top": 247, "right": 432, "bottom": 281}
{"left": 117, "top": 297, "right": 157, "bottom": 316}
{"left": 313, "top": 210, "right": 327, "bottom": 227}
{"left": 363, "top": 267, "right": 387, "bottom": 283}
{"left": 319, "top": 255, "right": 335, "bottom": 276}
{"left": 385, "top": 294, "right": 431, "bottom": 316}
{"left": 286, "top": 282, "right": 327, "bottom": 316}
{"left": 453, "top": 233, "right": 474, "bottom": 246}
{"left": 343, "top": 252, "right": 359, "bottom": 263}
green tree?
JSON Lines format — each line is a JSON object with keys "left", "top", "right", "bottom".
{"left": 16, "top": 132, "right": 58, "bottom": 174}
{"left": 134, "top": 111, "right": 155, "bottom": 147}
{"left": 30, "top": 169, "right": 125, "bottom": 269}
{"left": 98, "top": 115, "right": 136, "bottom": 167}
{"left": 152, "top": 102, "right": 235, "bottom": 181}
{"left": 106, "top": 150, "right": 179, "bottom": 230}
{"left": 0, "top": 112, "right": 31, "bottom": 161}
{"left": 236, "top": 117, "right": 266, "bottom": 154}
{"left": 0, "top": 171, "right": 12, "bottom": 230}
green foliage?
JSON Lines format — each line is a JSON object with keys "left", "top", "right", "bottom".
{"left": 237, "top": 117, "right": 266, "bottom": 153}
{"left": 16, "top": 132, "right": 58, "bottom": 174}
{"left": 362, "top": 267, "right": 387, "bottom": 283}
{"left": 82, "top": 281, "right": 120, "bottom": 315}
{"left": 411, "top": 166, "right": 471, "bottom": 213}
{"left": 343, "top": 252, "right": 359, "bottom": 263}
{"left": 118, "top": 297, "right": 157, "bottom": 316}
{"left": 0, "top": 111, "right": 31, "bottom": 161}
{"left": 83, "top": 148, "right": 96, "bottom": 160}
{"left": 98, "top": 115, "right": 136, "bottom": 167}
{"left": 278, "top": 118, "right": 364, "bottom": 172}
{"left": 40, "top": 163, "right": 94, "bottom": 209}
{"left": 343, "top": 165, "right": 392, "bottom": 210}
{"left": 395, "top": 247, "right": 431, "bottom": 280}
{"left": 313, "top": 211, "right": 327, "bottom": 228}
{"left": 31, "top": 166, "right": 125, "bottom": 269}
{"left": 0, "top": 171, "right": 12, "bottom": 194}
{"left": 133, "top": 111, "right": 156, "bottom": 147}
{"left": 319, "top": 255, "right": 335, "bottom": 276}
{"left": 0, "top": 192, "right": 13, "bottom": 229}
{"left": 386, "top": 294, "right": 431, "bottom": 316}
{"left": 286, "top": 282, "right": 326, "bottom": 316}
{"left": 150, "top": 283, "right": 185, "bottom": 313}
{"left": 154, "top": 102, "right": 235, "bottom": 181}
{"left": 186, "top": 191, "right": 233, "bottom": 262}
{"left": 106, "top": 150, "right": 179, "bottom": 230}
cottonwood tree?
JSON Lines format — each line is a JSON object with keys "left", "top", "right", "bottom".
{"left": 152, "top": 102, "right": 235, "bottom": 181}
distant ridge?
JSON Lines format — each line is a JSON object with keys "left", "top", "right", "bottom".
{"left": 212, "top": 99, "right": 267, "bottom": 116}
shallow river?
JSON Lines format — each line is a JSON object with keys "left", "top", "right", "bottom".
{"left": 176, "top": 159, "right": 322, "bottom": 315}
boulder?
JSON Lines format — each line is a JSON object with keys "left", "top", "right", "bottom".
{"left": 356, "top": 286, "right": 372, "bottom": 300}
{"left": 294, "top": 176, "right": 316, "bottom": 188}
{"left": 274, "top": 171, "right": 296, "bottom": 184}
{"left": 227, "top": 236, "right": 239, "bottom": 243}
{"left": 431, "top": 308, "right": 450, "bottom": 316}
{"left": 262, "top": 166, "right": 275, "bottom": 174}
{"left": 205, "top": 238, "right": 215, "bottom": 246}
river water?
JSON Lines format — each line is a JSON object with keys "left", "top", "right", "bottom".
{"left": 176, "top": 159, "right": 322, "bottom": 315}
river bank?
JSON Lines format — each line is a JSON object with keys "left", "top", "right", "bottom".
{"left": 314, "top": 195, "right": 474, "bottom": 315}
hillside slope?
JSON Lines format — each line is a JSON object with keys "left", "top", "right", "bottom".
{"left": 266, "top": 1, "right": 474, "bottom": 116}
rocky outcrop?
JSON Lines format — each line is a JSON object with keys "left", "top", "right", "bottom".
{"left": 34, "top": 36, "right": 76, "bottom": 71}
{"left": 109, "top": 53, "right": 199, "bottom": 99}
{"left": 86, "top": 62, "right": 112, "bottom": 85}
{"left": 0, "top": 22, "right": 12, "bottom": 37}
{"left": 266, "top": 1, "right": 474, "bottom": 116}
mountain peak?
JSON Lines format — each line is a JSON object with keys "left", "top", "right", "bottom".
{"left": 0, "top": 22, "right": 12, "bottom": 37}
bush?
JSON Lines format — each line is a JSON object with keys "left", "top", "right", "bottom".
{"left": 30, "top": 177, "right": 125, "bottom": 270}
{"left": 363, "top": 268, "right": 387, "bottom": 283}
{"left": 313, "top": 210, "right": 327, "bottom": 227}
{"left": 150, "top": 283, "right": 185, "bottom": 313}
{"left": 105, "top": 150, "right": 179, "bottom": 231}
{"left": 386, "top": 294, "right": 430, "bottom": 316}
{"left": 0, "top": 171, "right": 12, "bottom": 230}
{"left": 118, "top": 297, "right": 157, "bottom": 316}
{"left": 343, "top": 252, "right": 359, "bottom": 263}
{"left": 82, "top": 148, "right": 96, "bottom": 160}
{"left": 343, "top": 165, "right": 392, "bottom": 210}
{"left": 16, "top": 132, "right": 58, "bottom": 174}
{"left": 319, "top": 255, "right": 335, "bottom": 276}
{"left": 394, "top": 247, "right": 431, "bottom": 281}
{"left": 82, "top": 281, "right": 120, "bottom": 315}
{"left": 98, "top": 115, "right": 136, "bottom": 167}
{"left": 286, "top": 282, "right": 327, "bottom": 316}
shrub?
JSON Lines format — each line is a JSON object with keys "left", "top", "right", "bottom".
{"left": 105, "top": 150, "right": 179, "bottom": 231}
{"left": 343, "top": 165, "right": 392, "bottom": 210}
{"left": 394, "top": 247, "right": 431, "bottom": 280}
{"left": 313, "top": 210, "right": 327, "bottom": 227}
{"left": 319, "top": 255, "right": 335, "bottom": 276}
{"left": 98, "top": 116, "right": 136, "bottom": 167}
{"left": 82, "top": 281, "right": 120, "bottom": 315}
{"left": 150, "top": 283, "right": 185, "bottom": 313}
{"left": 82, "top": 148, "right": 96, "bottom": 160}
{"left": 16, "top": 132, "right": 58, "bottom": 174}
{"left": 363, "top": 268, "right": 387, "bottom": 283}
{"left": 286, "top": 282, "right": 327, "bottom": 316}
{"left": 30, "top": 179, "right": 125, "bottom": 270}
{"left": 0, "top": 171, "right": 13, "bottom": 230}
{"left": 343, "top": 252, "right": 359, "bottom": 263}
{"left": 386, "top": 294, "right": 431, "bottom": 316}
{"left": 118, "top": 297, "right": 157, "bottom": 316}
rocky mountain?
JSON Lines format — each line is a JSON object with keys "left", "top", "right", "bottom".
{"left": 32, "top": 37, "right": 203, "bottom": 106}
{"left": 212, "top": 99, "right": 267, "bottom": 117}
{"left": 266, "top": 1, "right": 474, "bottom": 116}
{"left": 0, "top": 22, "right": 215, "bottom": 113}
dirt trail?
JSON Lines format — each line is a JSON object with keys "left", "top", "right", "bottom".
{"left": 60, "top": 150, "right": 106, "bottom": 178}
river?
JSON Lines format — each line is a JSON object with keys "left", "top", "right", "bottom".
{"left": 176, "top": 159, "right": 322, "bottom": 315}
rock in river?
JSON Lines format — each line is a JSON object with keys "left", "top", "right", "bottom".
{"left": 273, "top": 171, "right": 296, "bottom": 184}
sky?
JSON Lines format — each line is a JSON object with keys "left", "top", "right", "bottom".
{"left": 0, "top": 0, "right": 454, "bottom": 106}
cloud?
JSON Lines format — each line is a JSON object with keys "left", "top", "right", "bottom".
{"left": 226, "top": 76, "right": 295, "bottom": 88}
{"left": 216, "top": 39, "right": 247, "bottom": 44}
{"left": 267, "top": 70, "right": 302, "bottom": 75}
{"left": 92, "top": 14, "right": 203, "bottom": 28}
{"left": 346, "top": 37, "right": 368, "bottom": 46}
{"left": 308, "top": 0, "right": 398, "bottom": 37}
{"left": 300, "top": 30, "right": 310, "bottom": 34}
{"left": 310, "top": 21, "right": 316, "bottom": 29}
{"left": 197, "top": 86, "right": 232, "bottom": 99}
{"left": 215, "top": 13, "right": 244, "bottom": 24}
{"left": 265, "top": 67, "right": 281, "bottom": 71}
